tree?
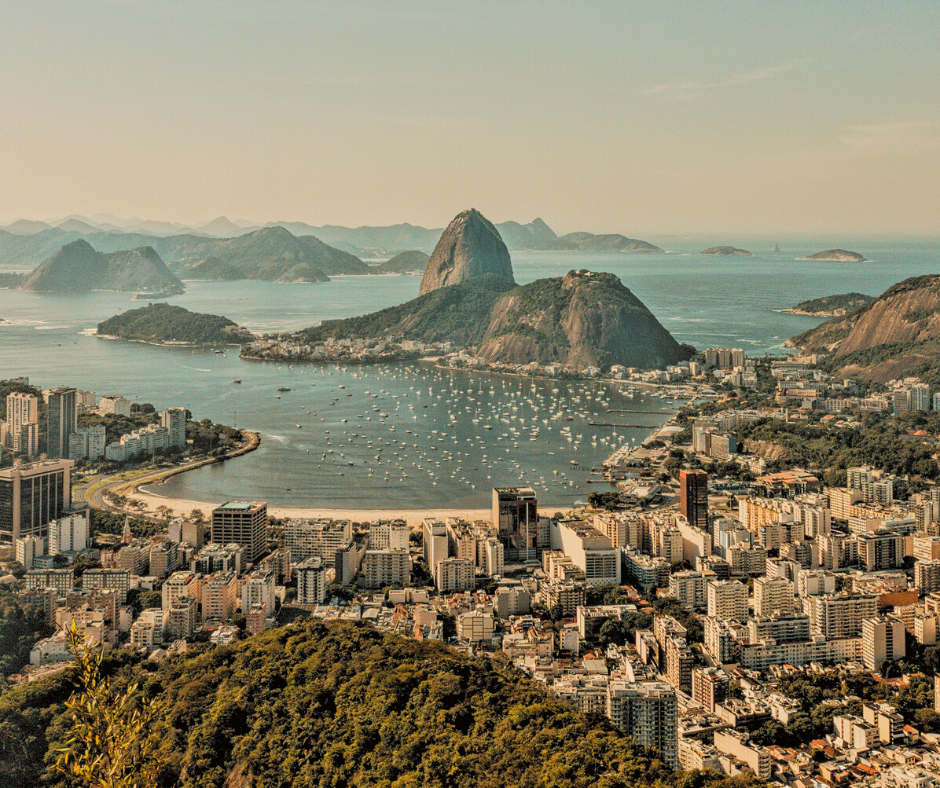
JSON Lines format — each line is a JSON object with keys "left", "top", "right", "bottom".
{"left": 54, "top": 623, "right": 160, "bottom": 787}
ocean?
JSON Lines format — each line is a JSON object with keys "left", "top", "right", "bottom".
{"left": 1, "top": 234, "right": 938, "bottom": 509}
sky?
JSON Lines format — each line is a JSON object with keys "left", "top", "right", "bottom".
{"left": 0, "top": 1, "right": 938, "bottom": 235}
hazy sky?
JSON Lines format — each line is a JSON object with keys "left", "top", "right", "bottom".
{"left": 1, "top": 2, "right": 938, "bottom": 234}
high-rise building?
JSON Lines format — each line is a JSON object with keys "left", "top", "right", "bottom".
{"left": 49, "top": 510, "right": 89, "bottom": 555}
{"left": 912, "top": 384, "right": 931, "bottom": 412}
{"left": 296, "top": 557, "right": 328, "bottom": 604}
{"left": 161, "top": 407, "right": 187, "bottom": 449}
{"left": 706, "top": 579, "right": 748, "bottom": 622}
{"left": 210, "top": 501, "right": 267, "bottom": 562}
{"left": 98, "top": 396, "right": 131, "bottom": 417}
{"left": 423, "top": 518, "right": 449, "bottom": 573}
{"left": 284, "top": 518, "right": 351, "bottom": 562}
{"left": 0, "top": 459, "right": 73, "bottom": 545}
{"left": 691, "top": 667, "right": 729, "bottom": 713}
{"left": 6, "top": 392, "right": 39, "bottom": 455}
{"left": 862, "top": 616, "right": 906, "bottom": 671}
{"left": 606, "top": 681, "right": 678, "bottom": 769}
{"left": 752, "top": 576, "right": 795, "bottom": 617}
{"left": 15, "top": 535, "right": 45, "bottom": 569}
{"left": 679, "top": 469, "right": 708, "bottom": 530}
{"left": 435, "top": 557, "right": 475, "bottom": 593}
{"left": 807, "top": 593, "right": 878, "bottom": 638}
{"left": 492, "top": 487, "right": 538, "bottom": 561}
{"left": 359, "top": 549, "right": 411, "bottom": 589}
{"left": 44, "top": 387, "right": 78, "bottom": 459}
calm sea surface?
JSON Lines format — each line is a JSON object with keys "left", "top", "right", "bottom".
{"left": 1, "top": 234, "right": 938, "bottom": 508}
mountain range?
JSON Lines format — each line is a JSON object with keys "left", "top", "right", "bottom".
{"left": 0, "top": 214, "right": 663, "bottom": 263}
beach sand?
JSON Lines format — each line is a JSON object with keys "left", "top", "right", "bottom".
{"left": 129, "top": 488, "right": 493, "bottom": 528}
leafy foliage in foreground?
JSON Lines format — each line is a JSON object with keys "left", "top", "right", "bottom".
{"left": 0, "top": 620, "right": 762, "bottom": 788}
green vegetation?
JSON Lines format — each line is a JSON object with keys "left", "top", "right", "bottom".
{"left": 300, "top": 274, "right": 515, "bottom": 346}
{"left": 54, "top": 624, "right": 160, "bottom": 788}
{"left": 0, "top": 620, "right": 762, "bottom": 788}
{"left": 97, "top": 304, "right": 253, "bottom": 346}
{"left": 788, "top": 292, "right": 874, "bottom": 315}
{"left": 372, "top": 250, "right": 429, "bottom": 274}
{"left": 735, "top": 415, "right": 940, "bottom": 485}
{"left": 748, "top": 671, "right": 939, "bottom": 749}
{"left": 0, "top": 273, "right": 25, "bottom": 288}
{"left": 0, "top": 593, "right": 54, "bottom": 679}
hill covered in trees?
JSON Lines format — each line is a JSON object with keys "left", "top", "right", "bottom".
{"left": 0, "top": 620, "right": 760, "bottom": 788}
{"left": 97, "top": 304, "right": 254, "bottom": 345}
{"left": 301, "top": 270, "right": 692, "bottom": 370}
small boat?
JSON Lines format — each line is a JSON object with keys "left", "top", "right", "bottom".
{"left": 232, "top": 379, "right": 242, "bottom": 384}
{"left": 296, "top": 424, "right": 302, "bottom": 429}
{"left": 277, "top": 386, "right": 291, "bottom": 392}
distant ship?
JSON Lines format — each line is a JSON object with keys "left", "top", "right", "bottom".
{"left": 132, "top": 290, "right": 174, "bottom": 300}
{"left": 771, "top": 244, "right": 781, "bottom": 253}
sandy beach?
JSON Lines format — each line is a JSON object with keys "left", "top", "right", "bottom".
{"left": 130, "top": 487, "right": 494, "bottom": 528}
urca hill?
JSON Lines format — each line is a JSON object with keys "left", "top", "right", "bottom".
{"left": 790, "top": 274, "right": 940, "bottom": 382}
{"left": 302, "top": 209, "right": 692, "bottom": 370}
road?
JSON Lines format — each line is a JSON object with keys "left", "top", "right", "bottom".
{"left": 73, "top": 430, "right": 260, "bottom": 523}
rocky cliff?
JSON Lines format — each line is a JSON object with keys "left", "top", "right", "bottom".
{"left": 477, "top": 270, "right": 693, "bottom": 369}
{"left": 790, "top": 274, "right": 940, "bottom": 381}
{"left": 304, "top": 268, "right": 692, "bottom": 371}
{"left": 419, "top": 209, "right": 515, "bottom": 295}
{"left": 21, "top": 240, "right": 184, "bottom": 294}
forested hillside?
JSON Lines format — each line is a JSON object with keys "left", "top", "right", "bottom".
{"left": 0, "top": 620, "right": 762, "bottom": 788}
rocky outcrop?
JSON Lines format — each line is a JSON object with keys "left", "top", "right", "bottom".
{"left": 803, "top": 249, "right": 866, "bottom": 262}
{"left": 789, "top": 274, "right": 940, "bottom": 381}
{"left": 701, "top": 246, "right": 752, "bottom": 256}
{"left": 476, "top": 270, "right": 693, "bottom": 369}
{"left": 419, "top": 209, "right": 515, "bottom": 295}
{"left": 21, "top": 240, "right": 184, "bottom": 294}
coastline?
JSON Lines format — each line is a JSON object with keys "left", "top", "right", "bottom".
{"left": 130, "top": 486, "right": 493, "bottom": 528}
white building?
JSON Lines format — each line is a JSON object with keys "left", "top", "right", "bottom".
{"left": 49, "top": 511, "right": 89, "bottom": 555}
{"left": 296, "top": 557, "right": 328, "bottom": 604}
{"left": 706, "top": 580, "right": 748, "bottom": 622}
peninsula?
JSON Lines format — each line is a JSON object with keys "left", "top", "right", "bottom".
{"left": 781, "top": 292, "right": 875, "bottom": 317}
{"left": 97, "top": 303, "right": 255, "bottom": 346}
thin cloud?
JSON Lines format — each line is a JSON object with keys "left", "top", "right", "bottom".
{"left": 839, "top": 120, "right": 940, "bottom": 153}
{"left": 644, "top": 62, "right": 803, "bottom": 100}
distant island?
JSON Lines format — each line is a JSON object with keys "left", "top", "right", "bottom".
{"left": 97, "top": 303, "right": 255, "bottom": 346}
{"left": 0, "top": 272, "right": 25, "bottom": 288}
{"left": 371, "top": 250, "right": 430, "bottom": 274}
{"left": 21, "top": 240, "right": 185, "bottom": 294}
{"left": 802, "top": 249, "right": 867, "bottom": 262}
{"left": 700, "top": 246, "right": 752, "bottom": 256}
{"left": 781, "top": 292, "right": 875, "bottom": 317}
